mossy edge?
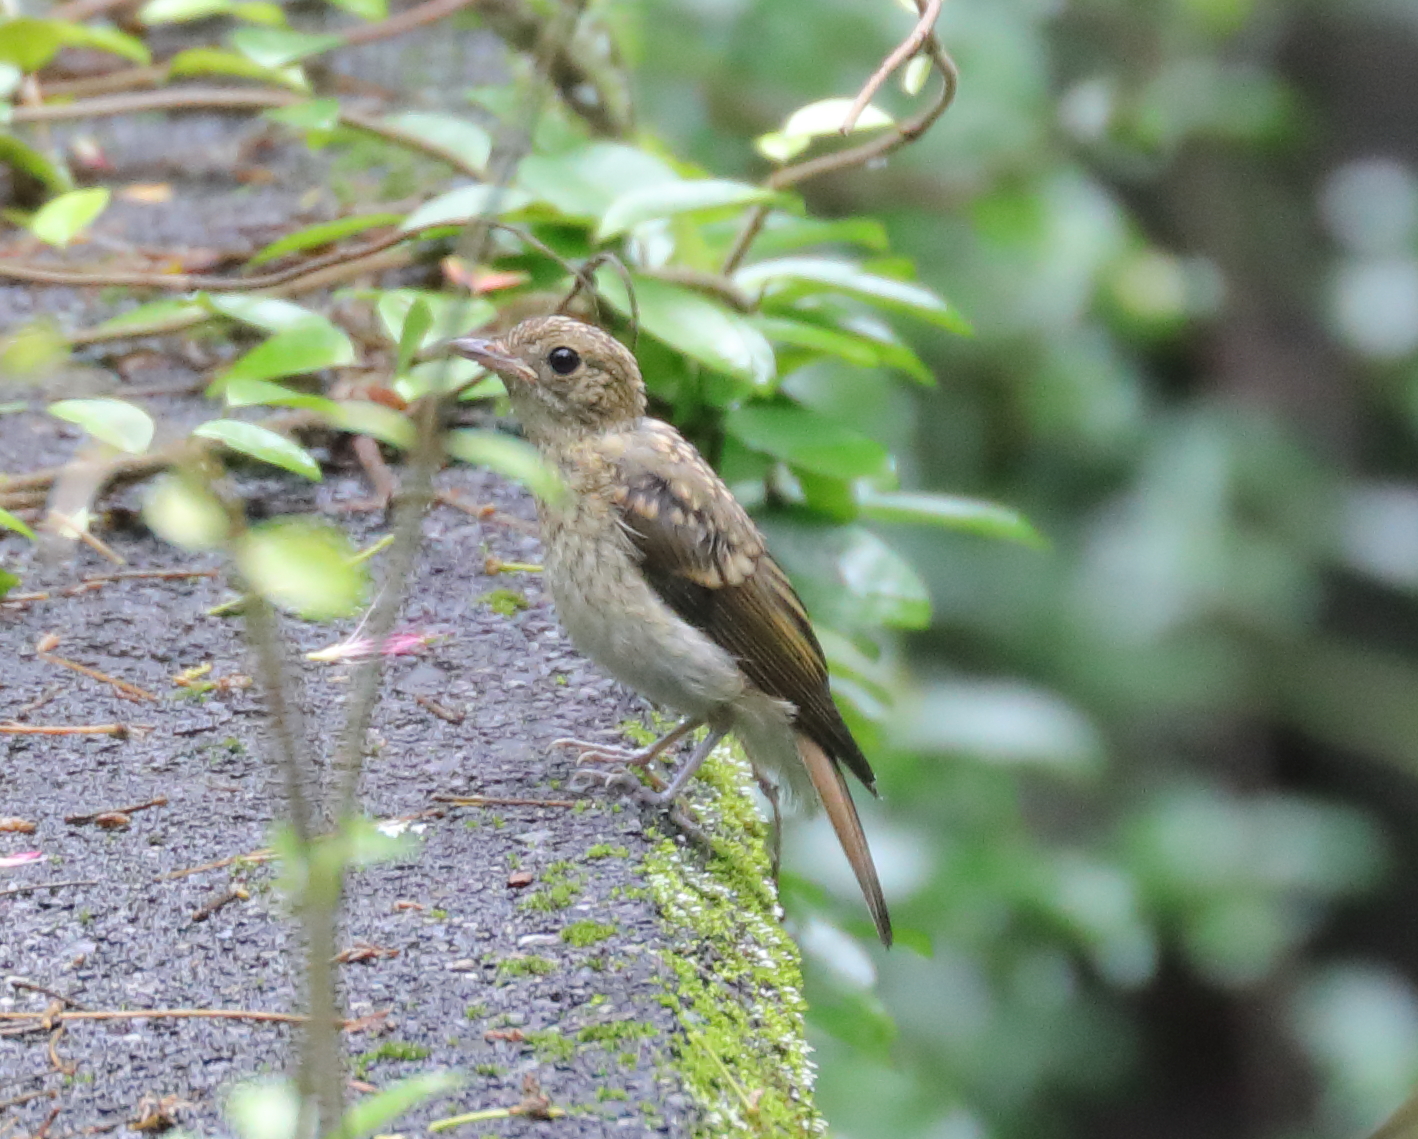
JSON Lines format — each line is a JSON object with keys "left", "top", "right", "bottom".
{"left": 624, "top": 720, "right": 825, "bottom": 1137}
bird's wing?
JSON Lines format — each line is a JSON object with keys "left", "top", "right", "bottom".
{"left": 604, "top": 420, "right": 877, "bottom": 792}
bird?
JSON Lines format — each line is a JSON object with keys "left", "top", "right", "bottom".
{"left": 448, "top": 315, "right": 892, "bottom": 946}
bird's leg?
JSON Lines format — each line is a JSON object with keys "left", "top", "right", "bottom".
{"left": 752, "top": 767, "right": 783, "bottom": 881}
{"left": 553, "top": 717, "right": 701, "bottom": 769}
{"left": 614, "top": 727, "right": 728, "bottom": 808}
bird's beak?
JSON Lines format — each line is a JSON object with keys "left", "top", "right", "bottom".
{"left": 446, "top": 336, "right": 537, "bottom": 384}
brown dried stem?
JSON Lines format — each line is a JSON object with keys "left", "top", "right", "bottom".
{"left": 721, "top": 0, "right": 957, "bottom": 275}
{"left": 839, "top": 0, "right": 944, "bottom": 135}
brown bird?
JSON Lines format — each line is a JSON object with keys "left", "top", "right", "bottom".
{"left": 449, "top": 315, "right": 892, "bottom": 946}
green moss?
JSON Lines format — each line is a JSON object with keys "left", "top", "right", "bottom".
{"left": 586, "top": 843, "right": 629, "bottom": 860}
{"left": 475, "top": 1063, "right": 502, "bottom": 1077}
{"left": 636, "top": 726, "right": 824, "bottom": 1137}
{"left": 497, "top": 954, "right": 556, "bottom": 978}
{"left": 481, "top": 588, "right": 529, "bottom": 617}
{"left": 464, "top": 1003, "right": 487, "bottom": 1020}
{"left": 519, "top": 861, "right": 584, "bottom": 912}
{"left": 561, "top": 920, "right": 617, "bottom": 947}
{"left": 524, "top": 1028, "right": 576, "bottom": 1063}
{"left": 352, "top": 1040, "right": 431, "bottom": 1079}
{"left": 596, "top": 1087, "right": 629, "bottom": 1102}
{"left": 577, "top": 1019, "right": 657, "bottom": 1045}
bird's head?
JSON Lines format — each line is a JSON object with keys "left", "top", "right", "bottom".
{"left": 448, "top": 316, "right": 646, "bottom": 440}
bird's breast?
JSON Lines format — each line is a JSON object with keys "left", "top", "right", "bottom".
{"left": 536, "top": 495, "right": 743, "bottom": 718}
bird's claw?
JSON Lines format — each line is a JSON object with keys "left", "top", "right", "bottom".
{"left": 569, "top": 764, "right": 668, "bottom": 803}
{"left": 552, "top": 737, "right": 652, "bottom": 767}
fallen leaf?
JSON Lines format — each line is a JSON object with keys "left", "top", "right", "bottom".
{"left": 0, "top": 818, "right": 37, "bottom": 834}
{"left": 119, "top": 183, "right": 173, "bottom": 204}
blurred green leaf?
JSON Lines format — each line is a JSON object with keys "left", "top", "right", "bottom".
{"left": 0, "top": 133, "right": 72, "bottom": 192}
{"left": 223, "top": 377, "right": 337, "bottom": 413}
{"left": 30, "top": 188, "right": 109, "bottom": 248}
{"left": 0, "top": 18, "right": 63, "bottom": 70}
{"left": 737, "top": 257, "right": 970, "bottom": 333}
{"left": 445, "top": 429, "right": 565, "bottom": 503}
{"left": 227, "top": 1078, "right": 300, "bottom": 1139}
{"left": 396, "top": 298, "right": 432, "bottom": 376}
{"left": 383, "top": 112, "right": 490, "bottom": 173}
{"left": 836, "top": 527, "right": 930, "bottom": 629}
{"left": 400, "top": 184, "right": 531, "bottom": 230}
{"left": 748, "top": 214, "right": 890, "bottom": 258}
{"left": 57, "top": 22, "right": 149, "bottom": 62}
{"left": 597, "top": 272, "right": 776, "bottom": 389}
{"left": 193, "top": 420, "right": 322, "bottom": 480}
{"left": 0, "top": 507, "right": 36, "bottom": 541}
{"left": 597, "top": 179, "right": 779, "bottom": 240}
{"left": 166, "top": 47, "right": 307, "bottom": 90}
{"left": 141, "top": 0, "right": 231, "bottom": 23}
{"left": 858, "top": 490, "right": 1045, "bottom": 546}
{"left": 326, "top": 0, "right": 385, "bottom": 18}
{"left": 143, "top": 474, "right": 230, "bottom": 551}
{"left": 517, "top": 142, "right": 678, "bottom": 218}
{"left": 726, "top": 404, "right": 889, "bottom": 478}
{"left": 757, "top": 98, "right": 893, "bottom": 163}
{"left": 375, "top": 290, "right": 494, "bottom": 351}
{"left": 49, "top": 397, "right": 153, "bottom": 453}
{"left": 263, "top": 98, "right": 341, "bottom": 131}
{"left": 201, "top": 294, "right": 328, "bottom": 334}
{"left": 236, "top": 519, "right": 365, "bottom": 619}
{"left": 215, "top": 322, "right": 355, "bottom": 387}
{"left": 230, "top": 26, "right": 341, "bottom": 67}
{"left": 249, "top": 213, "right": 401, "bottom": 265}
{"left": 94, "top": 298, "right": 206, "bottom": 332}
{"left": 0, "top": 567, "right": 18, "bottom": 600}
{"left": 340, "top": 1072, "right": 461, "bottom": 1139}
{"left": 326, "top": 401, "right": 416, "bottom": 450}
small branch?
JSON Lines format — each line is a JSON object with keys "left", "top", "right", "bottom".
{"left": 36, "top": 639, "right": 159, "bottom": 703}
{"left": 64, "top": 796, "right": 168, "bottom": 825}
{"left": 638, "top": 266, "right": 757, "bottom": 313}
{"left": 156, "top": 848, "right": 274, "bottom": 881}
{"left": 11, "top": 88, "right": 486, "bottom": 179}
{"left": 721, "top": 9, "right": 958, "bottom": 274}
{"left": 0, "top": 722, "right": 137, "bottom": 737}
{"left": 0, "top": 880, "right": 99, "bottom": 899}
{"left": 341, "top": 0, "right": 482, "bottom": 46}
{"left": 432, "top": 794, "right": 578, "bottom": 809}
{"left": 0, "top": 1008, "right": 379, "bottom": 1028}
{"left": 839, "top": 0, "right": 943, "bottom": 134}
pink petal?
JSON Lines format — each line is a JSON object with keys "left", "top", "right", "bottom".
{"left": 0, "top": 851, "right": 43, "bottom": 868}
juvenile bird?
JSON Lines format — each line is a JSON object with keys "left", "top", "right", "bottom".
{"left": 449, "top": 316, "right": 892, "bottom": 946}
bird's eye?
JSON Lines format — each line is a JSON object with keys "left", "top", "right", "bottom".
{"left": 548, "top": 346, "right": 581, "bottom": 375}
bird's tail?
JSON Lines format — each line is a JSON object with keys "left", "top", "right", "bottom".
{"left": 797, "top": 735, "right": 892, "bottom": 947}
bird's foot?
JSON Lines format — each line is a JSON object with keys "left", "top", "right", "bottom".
{"left": 568, "top": 763, "right": 667, "bottom": 797}
{"left": 552, "top": 737, "right": 662, "bottom": 768}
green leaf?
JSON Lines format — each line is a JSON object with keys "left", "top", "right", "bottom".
{"left": 397, "top": 356, "right": 484, "bottom": 401}
{"left": 725, "top": 404, "right": 889, "bottom": 479}
{"left": 0, "top": 132, "right": 71, "bottom": 192}
{"left": 0, "top": 18, "right": 62, "bottom": 71}
{"left": 382, "top": 112, "right": 490, "bottom": 173}
{"left": 231, "top": 2, "right": 287, "bottom": 25}
{"left": 166, "top": 48, "right": 308, "bottom": 91}
{"left": 400, "top": 184, "right": 531, "bottom": 231}
{"left": 49, "top": 397, "right": 154, "bottom": 453}
{"left": 756, "top": 97, "right": 894, "bottom": 163}
{"left": 57, "top": 22, "right": 149, "bottom": 63}
{"left": 445, "top": 429, "right": 565, "bottom": 503}
{"left": 754, "top": 316, "right": 884, "bottom": 368}
{"left": 262, "top": 97, "right": 340, "bottom": 131}
{"left": 396, "top": 298, "right": 432, "bottom": 376}
{"left": 230, "top": 26, "right": 342, "bottom": 67}
{"left": 140, "top": 0, "right": 230, "bottom": 23}
{"left": 227, "top": 1079, "right": 301, "bottom": 1139}
{"left": 340, "top": 1072, "right": 461, "bottom": 1139}
{"left": 0, "top": 507, "right": 36, "bottom": 541}
{"left": 143, "top": 474, "right": 230, "bottom": 551}
{"left": 374, "top": 290, "right": 494, "bottom": 350}
{"left": 201, "top": 294, "right": 334, "bottom": 335}
{"left": 324, "top": 401, "right": 416, "bottom": 450}
{"left": 326, "top": 0, "right": 386, "bottom": 19}
{"left": 748, "top": 213, "right": 891, "bottom": 258}
{"left": 736, "top": 257, "right": 970, "bottom": 333}
{"left": 597, "top": 179, "right": 779, "bottom": 240}
{"left": 237, "top": 519, "right": 366, "bottom": 619}
{"left": 216, "top": 322, "right": 355, "bottom": 386}
{"left": 94, "top": 298, "right": 206, "bottom": 332}
{"left": 223, "top": 377, "right": 338, "bottom": 413}
{"left": 517, "top": 142, "right": 679, "bottom": 218}
{"left": 30, "top": 188, "right": 109, "bottom": 248}
{"left": 193, "top": 419, "right": 322, "bottom": 480}
{"left": 857, "top": 489, "right": 1046, "bottom": 547}
{"left": 0, "top": 567, "right": 18, "bottom": 600}
{"left": 249, "top": 212, "right": 400, "bottom": 265}
{"left": 596, "top": 272, "right": 776, "bottom": 390}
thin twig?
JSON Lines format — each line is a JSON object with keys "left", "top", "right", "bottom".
{"left": 721, "top": 6, "right": 958, "bottom": 274}
{"left": 0, "top": 880, "right": 99, "bottom": 899}
{"left": 11, "top": 89, "right": 487, "bottom": 179}
{"left": 341, "top": 0, "right": 482, "bottom": 45}
{"left": 37, "top": 643, "right": 158, "bottom": 704}
{"left": 0, "top": 723, "right": 135, "bottom": 737}
{"left": 155, "top": 849, "right": 274, "bottom": 881}
{"left": 432, "top": 794, "right": 578, "bottom": 809}
{"left": 0, "top": 1008, "right": 375, "bottom": 1028}
{"left": 840, "top": 0, "right": 943, "bottom": 134}
{"left": 415, "top": 695, "right": 465, "bottom": 724}
{"left": 64, "top": 797, "right": 167, "bottom": 825}
{"left": 5, "top": 981, "right": 86, "bottom": 1011}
